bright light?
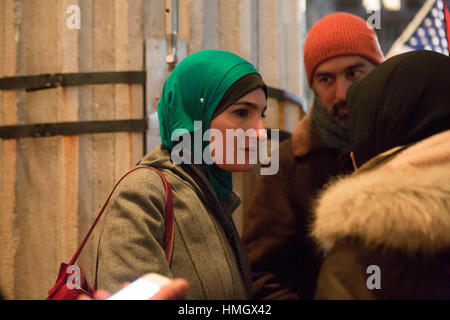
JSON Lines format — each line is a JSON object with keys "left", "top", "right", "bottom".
{"left": 300, "top": 0, "right": 306, "bottom": 13}
{"left": 383, "top": 0, "right": 401, "bottom": 11}
{"left": 363, "top": 0, "right": 381, "bottom": 12}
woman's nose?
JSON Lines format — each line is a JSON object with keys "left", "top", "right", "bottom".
{"left": 256, "top": 118, "right": 267, "bottom": 143}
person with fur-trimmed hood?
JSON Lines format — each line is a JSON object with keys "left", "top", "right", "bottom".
{"left": 242, "top": 12, "right": 384, "bottom": 300}
{"left": 312, "top": 50, "right": 450, "bottom": 299}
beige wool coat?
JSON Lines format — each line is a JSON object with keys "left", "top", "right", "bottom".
{"left": 96, "top": 145, "right": 250, "bottom": 300}
{"left": 312, "top": 130, "right": 450, "bottom": 299}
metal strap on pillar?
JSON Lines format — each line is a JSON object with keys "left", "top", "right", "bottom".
{"left": 0, "top": 119, "right": 147, "bottom": 139}
{"left": 0, "top": 72, "right": 305, "bottom": 142}
{"left": 267, "top": 129, "right": 291, "bottom": 142}
{"left": 267, "top": 86, "right": 307, "bottom": 113}
{"left": 0, "top": 71, "right": 147, "bottom": 139}
{"left": 266, "top": 86, "right": 307, "bottom": 142}
{"left": 0, "top": 71, "right": 145, "bottom": 92}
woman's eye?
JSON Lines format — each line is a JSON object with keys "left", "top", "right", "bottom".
{"left": 261, "top": 110, "right": 267, "bottom": 119}
{"left": 234, "top": 109, "right": 249, "bottom": 118}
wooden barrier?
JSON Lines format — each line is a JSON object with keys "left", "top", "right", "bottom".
{"left": 0, "top": 0, "right": 145, "bottom": 300}
{"left": 0, "top": 0, "right": 307, "bottom": 300}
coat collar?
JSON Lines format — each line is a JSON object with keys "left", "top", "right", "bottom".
{"left": 291, "top": 104, "right": 326, "bottom": 157}
{"left": 139, "top": 145, "right": 241, "bottom": 216}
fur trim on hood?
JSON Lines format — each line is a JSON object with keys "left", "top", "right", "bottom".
{"left": 311, "top": 130, "right": 450, "bottom": 255}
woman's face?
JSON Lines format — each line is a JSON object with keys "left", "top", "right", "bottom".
{"left": 209, "top": 88, "right": 267, "bottom": 172}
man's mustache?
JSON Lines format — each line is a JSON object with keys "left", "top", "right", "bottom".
{"left": 332, "top": 101, "right": 348, "bottom": 129}
{"left": 333, "top": 101, "right": 347, "bottom": 116}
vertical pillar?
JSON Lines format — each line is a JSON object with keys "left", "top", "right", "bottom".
{"left": 12, "top": 0, "right": 72, "bottom": 299}
{"left": 0, "top": 0, "right": 18, "bottom": 299}
{"left": 57, "top": 0, "right": 80, "bottom": 285}
{"left": 0, "top": 0, "right": 145, "bottom": 299}
{"left": 77, "top": 0, "right": 145, "bottom": 284}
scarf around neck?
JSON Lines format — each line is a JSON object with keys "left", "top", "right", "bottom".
{"left": 310, "top": 97, "right": 351, "bottom": 153}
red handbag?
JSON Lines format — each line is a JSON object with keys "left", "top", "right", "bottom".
{"left": 46, "top": 166, "right": 174, "bottom": 300}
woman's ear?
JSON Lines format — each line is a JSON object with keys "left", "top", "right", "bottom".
{"left": 350, "top": 151, "right": 358, "bottom": 171}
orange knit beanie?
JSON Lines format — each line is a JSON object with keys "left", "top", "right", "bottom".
{"left": 304, "top": 12, "right": 384, "bottom": 87}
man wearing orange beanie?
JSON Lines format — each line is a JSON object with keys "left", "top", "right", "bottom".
{"left": 243, "top": 12, "right": 384, "bottom": 300}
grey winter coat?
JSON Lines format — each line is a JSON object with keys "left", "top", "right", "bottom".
{"left": 96, "top": 145, "right": 250, "bottom": 300}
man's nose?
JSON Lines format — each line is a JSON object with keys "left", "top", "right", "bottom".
{"left": 335, "top": 78, "right": 351, "bottom": 102}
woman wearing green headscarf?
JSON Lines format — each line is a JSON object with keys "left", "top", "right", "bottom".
{"left": 96, "top": 50, "right": 267, "bottom": 299}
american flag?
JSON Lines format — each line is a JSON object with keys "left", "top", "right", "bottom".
{"left": 387, "top": 0, "right": 450, "bottom": 57}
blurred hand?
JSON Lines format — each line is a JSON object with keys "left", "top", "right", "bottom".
{"left": 78, "top": 278, "right": 189, "bottom": 300}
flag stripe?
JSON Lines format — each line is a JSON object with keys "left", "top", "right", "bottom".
{"left": 444, "top": 0, "right": 450, "bottom": 46}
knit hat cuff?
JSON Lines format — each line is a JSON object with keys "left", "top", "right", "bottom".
{"left": 304, "top": 13, "right": 384, "bottom": 87}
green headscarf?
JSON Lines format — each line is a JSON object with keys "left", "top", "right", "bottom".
{"left": 158, "top": 50, "right": 262, "bottom": 203}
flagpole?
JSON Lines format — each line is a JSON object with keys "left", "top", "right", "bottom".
{"left": 386, "top": 0, "right": 437, "bottom": 58}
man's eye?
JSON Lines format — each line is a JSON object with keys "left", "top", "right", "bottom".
{"left": 234, "top": 109, "right": 248, "bottom": 118}
{"left": 348, "top": 70, "right": 362, "bottom": 79}
{"left": 319, "top": 77, "right": 330, "bottom": 83}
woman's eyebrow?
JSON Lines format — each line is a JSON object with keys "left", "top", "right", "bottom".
{"left": 233, "top": 101, "right": 266, "bottom": 109}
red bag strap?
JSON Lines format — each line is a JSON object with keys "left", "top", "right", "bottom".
{"left": 66, "top": 166, "right": 174, "bottom": 288}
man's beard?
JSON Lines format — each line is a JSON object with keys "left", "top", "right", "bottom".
{"left": 314, "top": 98, "right": 349, "bottom": 129}
{"left": 310, "top": 97, "right": 351, "bottom": 152}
